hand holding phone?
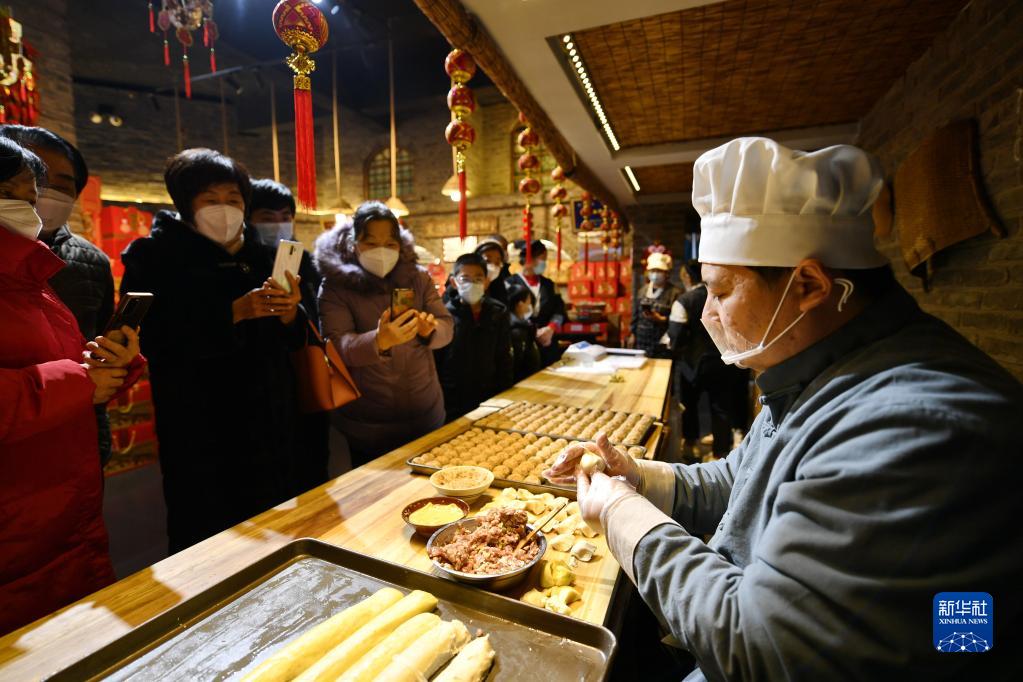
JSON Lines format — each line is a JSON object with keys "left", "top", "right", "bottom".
{"left": 391, "top": 287, "right": 415, "bottom": 318}
{"left": 272, "top": 240, "right": 304, "bottom": 293}
{"left": 85, "top": 326, "right": 140, "bottom": 369}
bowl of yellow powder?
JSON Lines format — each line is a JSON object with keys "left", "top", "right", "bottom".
{"left": 402, "top": 496, "right": 470, "bottom": 538}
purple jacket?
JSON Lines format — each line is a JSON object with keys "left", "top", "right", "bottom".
{"left": 314, "top": 222, "right": 453, "bottom": 446}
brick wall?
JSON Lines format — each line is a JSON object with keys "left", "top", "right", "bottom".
{"left": 857, "top": 0, "right": 1023, "bottom": 380}
{"left": 9, "top": 0, "right": 74, "bottom": 142}
{"left": 626, "top": 202, "right": 699, "bottom": 289}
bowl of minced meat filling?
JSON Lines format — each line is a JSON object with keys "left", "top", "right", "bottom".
{"left": 427, "top": 507, "right": 546, "bottom": 590}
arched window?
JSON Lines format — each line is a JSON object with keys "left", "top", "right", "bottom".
{"left": 511, "top": 125, "right": 557, "bottom": 193}
{"left": 366, "top": 148, "right": 413, "bottom": 200}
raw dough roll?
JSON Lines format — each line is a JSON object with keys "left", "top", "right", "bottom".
{"left": 374, "top": 619, "right": 471, "bottom": 682}
{"left": 240, "top": 587, "right": 403, "bottom": 682}
{"left": 336, "top": 612, "right": 440, "bottom": 682}
{"left": 294, "top": 590, "right": 439, "bottom": 682}
{"left": 433, "top": 635, "right": 496, "bottom": 682}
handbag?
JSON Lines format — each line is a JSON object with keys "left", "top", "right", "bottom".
{"left": 292, "top": 318, "right": 360, "bottom": 413}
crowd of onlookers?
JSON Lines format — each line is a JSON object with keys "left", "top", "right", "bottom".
{"left": 0, "top": 128, "right": 745, "bottom": 636}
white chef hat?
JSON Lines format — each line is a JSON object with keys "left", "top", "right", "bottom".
{"left": 693, "top": 137, "right": 887, "bottom": 269}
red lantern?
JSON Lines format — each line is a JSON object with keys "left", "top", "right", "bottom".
{"left": 580, "top": 219, "right": 594, "bottom": 231}
{"left": 446, "top": 84, "right": 476, "bottom": 119}
{"left": 581, "top": 191, "right": 592, "bottom": 202}
{"left": 445, "top": 119, "right": 476, "bottom": 151}
{"left": 580, "top": 203, "right": 593, "bottom": 218}
{"left": 445, "top": 49, "right": 476, "bottom": 84}
{"left": 517, "top": 153, "right": 540, "bottom": 172}
{"left": 549, "top": 186, "right": 567, "bottom": 202}
{"left": 551, "top": 166, "right": 565, "bottom": 183}
{"left": 517, "top": 128, "right": 540, "bottom": 149}
{"left": 273, "top": 0, "right": 329, "bottom": 210}
{"left": 518, "top": 177, "right": 541, "bottom": 196}
{"left": 551, "top": 202, "right": 569, "bottom": 218}
{"left": 518, "top": 111, "right": 530, "bottom": 125}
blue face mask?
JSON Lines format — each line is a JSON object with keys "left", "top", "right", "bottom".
{"left": 532, "top": 259, "right": 547, "bottom": 276}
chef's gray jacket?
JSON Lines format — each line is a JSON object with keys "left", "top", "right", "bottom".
{"left": 601, "top": 286, "right": 1023, "bottom": 680}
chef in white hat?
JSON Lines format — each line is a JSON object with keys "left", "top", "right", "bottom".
{"left": 547, "top": 138, "right": 1022, "bottom": 680}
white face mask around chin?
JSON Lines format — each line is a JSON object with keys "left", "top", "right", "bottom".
{"left": 36, "top": 189, "right": 76, "bottom": 235}
{"left": 457, "top": 281, "right": 486, "bottom": 305}
{"left": 359, "top": 246, "right": 400, "bottom": 278}
{"left": 194, "top": 204, "right": 245, "bottom": 246}
{"left": 0, "top": 199, "right": 43, "bottom": 240}
{"left": 252, "top": 221, "right": 295, "bottom": 247}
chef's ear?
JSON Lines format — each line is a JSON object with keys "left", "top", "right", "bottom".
{"left": 793, "top": 259, "right": 833, "bottom": 313}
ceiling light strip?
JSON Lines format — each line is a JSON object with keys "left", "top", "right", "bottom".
{"left": 624, "top": 166, "right": 641, "bottom": 192}
{"left": 561, "top": 33, "right": 620, "bottom": 152}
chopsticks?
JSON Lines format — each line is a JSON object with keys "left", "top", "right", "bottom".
{"left": 516, "top": 499, "right": 569, "bottom": 551}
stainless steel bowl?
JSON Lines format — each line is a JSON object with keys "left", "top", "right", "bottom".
{"left": 427, "top": 518, "right": 547, "bottom": 591}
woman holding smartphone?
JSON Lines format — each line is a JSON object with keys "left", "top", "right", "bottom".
{"left": 315, "top": 201, "right": 453, "bottom": 467}
{"left": 120, "top": 148, "right": 307, "bottom": 554}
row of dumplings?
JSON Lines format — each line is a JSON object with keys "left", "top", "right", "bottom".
{"left": 410, "top": 429, "right": 581, "bottom": 483}
{"left": 476, "top": 402, "right": 655, "bottom": 447}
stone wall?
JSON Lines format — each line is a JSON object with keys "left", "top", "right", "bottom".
{"left": 9, "top": 0, "right": 74, "bottom": 142}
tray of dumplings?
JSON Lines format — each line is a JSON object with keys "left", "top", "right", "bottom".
{"left": 407, "top": 427, "right": 646, "bottom": 498}
{"left": 50, "top": 539, "right": 617, "bottom": 682}
{"left": 473, "top": 401, "right": 657, "bottom": 449}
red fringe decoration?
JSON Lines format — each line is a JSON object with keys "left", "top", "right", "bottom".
{"left": 163, "top": 37, "right": 170, "bottom": 66}
{"left": 203, "top": 21, "right": 209, "bottom": 47}
{"left": 183, "top": 54, "right": 192, "bottom": 99}
{"left": 210, "top": 47, "right": 217, "bottom": 73}
{"left": 457, "top": 169, "right": 467, "bottom": 241}
{"left": 0, "top": 106, "right": 6, "bottom": 124}
{"left": 523, "top": 208, "right": 533, "bottom": 265}
{"left": 556, "top": 226, "right": 562, "bottom": 275}
{"left": 293, "top": 87, "right": 317, "bottom": 209}
{"left": 583, "top": 234, "right": 589, "bottom": 269}
{"left": 148, "top": 3, "right": 155, "bottom": 33}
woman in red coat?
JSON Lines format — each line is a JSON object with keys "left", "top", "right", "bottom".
{"left": 0, "top": 137, "right": 144, "bottom": 635}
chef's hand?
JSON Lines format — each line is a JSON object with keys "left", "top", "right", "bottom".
{"left": 543, "top": 432, "right": 641, "bottom": 488}
{"left": 263, "top": 273, "right": 302, "bottom": 325}
{"left": 576, "top": 470, "right": 639, "bottom": 532}
{"left": 84, "top": 327, "right": 140, "bottom": 368}
{"left": 416, "top": 311, "right": 437, "bottom": 338}
{"left": 536, "top": 325, "right": 554, "bottom": 347}
{"left": 377, "top": 308, "right": 419, "bottom": 352}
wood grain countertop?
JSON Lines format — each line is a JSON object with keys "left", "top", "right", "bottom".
{"left": 0, "top": 359, "right": 672, "bottom": 681}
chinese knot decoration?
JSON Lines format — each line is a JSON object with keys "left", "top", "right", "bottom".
{"left": 273, "top": 0, "right": 329, "bottom": 210}
{"left": 609, "top": 210, "right": 623, "bottom": 254}
{"left": 579, "top": 191, "right": 594, "bottom": 269}
{"left": 0, "top": 12, "right": 40, "bottom": 126}
{"left": 444, "top": 49, "right": 476, "bottom": 241}
{"left": 153, "top": 1, "right": 218, "bottom": 100}
{"left": 517, "top": 112, "right": 541, "bottom": 265}
{"left": 549, "top": 166, "right": 568, "bottom": 275}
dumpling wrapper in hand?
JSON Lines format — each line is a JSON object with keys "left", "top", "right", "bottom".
{"left": 577, "top": 453, "right": 606, "bottom": 476}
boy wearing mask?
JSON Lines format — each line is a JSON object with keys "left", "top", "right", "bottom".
{"left": 512, "top": 239, "right": 566, "bottom": 367}
{"left": 435, "top": 253, "right": 513, "bottom": 422}
{"left": 631, "top": 252, "right": 679, "bottom": 358}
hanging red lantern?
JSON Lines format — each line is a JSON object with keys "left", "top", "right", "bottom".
{"left": 550, "top": 166, "right": 567, "bottom": 275}
{"left": 444, "top": 48, "right": 477, "bottom": 241}
{"left": 517, "top": 152, "right": 540, "bottom": 172}
{"left": 518, "top": 176, "right": 541, "bottom": 196}
{"left": 549, "top": 186, "right": 567, "bottom": 202}
{"left": 155, "top": 2, "right": 218, "bottom": 98}
{"left": 517, "top": 113, "right": 542, "bottom": 265}
{"left": 273, "top": 0, "right": 329, "bottom": 210}
{"left": 551, "top": 166, "right": 566, "bottom": 184}
{"left": 517, "top": 128, "right": 540, "bottom": 149}
{"left": 551, "top": 202, "right": 569, "bottom": 217}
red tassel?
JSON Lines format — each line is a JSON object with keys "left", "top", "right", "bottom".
{"left": 583, "top": 234, "right": 589, "bottom": 269}
{"left": 293, "top": 87, "right": 317, "bottom": 209}
{"left": 148, "top": 3, "right": 155, "bottom": 33}
{"left": 210, "top": 47, "right": 217, "bottom": 73}
{"left": 163, "top": 36, "right": 170, "bottom": 66}
{"left": 556, "top": 226, "right": 562, "bottom": 275}
{"left": 183, "top": 54, "right": 191, "bottom": 99}
{"left": 0, "top": 105, "right": 6, "bottom": 124}
{"left": 524, "top": 209, "right": 532, "bottom": 265}
{"left": 203, "top": 21, "right": 209, "bottom": 47}
{"left": 457, "top": 169, "right": 467, "bottom": 241}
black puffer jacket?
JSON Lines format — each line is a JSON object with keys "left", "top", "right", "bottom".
{"left": 42, "top": 225, "right": 115, "bottom": 465}
{"left": 510, "top": 316, "right": 542, "bottom": 382}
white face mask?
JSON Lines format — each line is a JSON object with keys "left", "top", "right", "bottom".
{"left": 486, "top": 262, "right": 502, "bottom": 282}
{"left": 252, "top": 221, "right": 294, "bottom": 248}
{"left": 358, "top": 246, "right": 400, "bottom": 278}
{"left": 648, "top": 271, "right": 667, "bottom": 286}
{"left": 194, "top": 204, "right": 245, "bottom": 246}
{"left": 457, "top": 281, "right": 486, "bottom": 306}
{"left": 702, "top": 269, "right": 806, "bottom": 367}
{"left": 36, "top": 188, "right": 76, "bottom": 235}
{"left": 0, "top": 199, "right": 43, "bottom": 240}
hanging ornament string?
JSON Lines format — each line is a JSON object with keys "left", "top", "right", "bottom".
{"left": 580, "top": 191, "right": 594, "bottom": 272}
{"left": 600, "top": 202, "right": 611, "bottom": 268}
{"left": 273, "top": 0, "right": 329, "bottom": 210}
{"left": 550, "top": 166, "right": 568, "bottom": 276}
{"left": 517, "top": 112, "right": 541, "bottom": 265}
{"left": 444, "top": 49, "right": 477, "bottom": 242}
{"left": 156, "top": 2, "right": 216, "bottom": 99}
{"left": 148, "top": 2, "right": 155, "bottom": 33}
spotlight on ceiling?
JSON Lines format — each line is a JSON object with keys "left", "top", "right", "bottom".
{"left": 330, "top": 3, "right": 341, "bottom": 15}
{"left": 108, "top": 115, "right": 124, "bottom": 127}
{"left": 89, "top": 112, "right": 103, "bottom": 124}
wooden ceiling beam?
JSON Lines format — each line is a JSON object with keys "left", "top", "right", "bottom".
{"left": 411, "top": 0, "right": 622, "bottom": 212}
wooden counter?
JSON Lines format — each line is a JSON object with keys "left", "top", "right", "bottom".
{"left": 0, "top": 360, "right": 672, "bottom": 681}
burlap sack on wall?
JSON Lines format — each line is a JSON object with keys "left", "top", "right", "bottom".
{"left": 893, "top": 119, "right": 1004, "bottom": 285}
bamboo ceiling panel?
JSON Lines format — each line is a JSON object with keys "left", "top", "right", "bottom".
{"left": 633, "top": 163, "right": 694, "bottom": 195}
{"left": 572, "top": 0, "right": 969, "bottom": 148}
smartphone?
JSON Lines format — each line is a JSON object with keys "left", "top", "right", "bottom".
{"left": 272, "top": 240, "right": 304, "bottom": 293}
{"left": 391, "top": 288, "right": 415, "bottom": 318}
{"left": 640, "top": 302, "right": 653, "bottom": 314}
{"left": 103, "top": 292, "right": 154, "bottom": 343}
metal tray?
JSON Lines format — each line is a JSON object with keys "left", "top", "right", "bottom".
{"left": 48, "top": 539, "right": 616, "bottom": 682}
{"left": 474, "top": 401, "right": 657, "bottom": 448}
{"left": 407, "top": 457, "right": 576, "bottom": 499}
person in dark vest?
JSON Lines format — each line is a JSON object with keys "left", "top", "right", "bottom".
{"left": 632, "top": 252, "right": 680, "bottom": 358}
{"left": 0, "top": 125, "right": 116, "bottom": 465}
{"left": 510, "top": 239, "right": 566, "bottom": 367}
{"left": 506, "top": 283, "right": 542, "bottom": 382}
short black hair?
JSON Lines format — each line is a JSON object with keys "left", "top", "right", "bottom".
{"left": 0, "top": 125, "right": 88, "bottom": 194}
{"left": 164, "top": 148, "right": 252, "bottom": 224}
{"left": 0, "top": 136, "right": 46, "bottom": 186}
{"left": 249, "top": 178, "right": 296, "bottom": 217}
{"left": 749, "top": 264, "right": 897, "bottom": 301}
{"left": 683, "top": 259, "right": 702, "bottom": 284}
{"left": 453, "top": 252, "right": 487, "bottom": 276}
{"left": 514, "top": 239, "right": 547, "bottom": 265}
{"left": 506, "top": 282, "right": 536, "bottom": 309}
{"left": 475, "top": 240, "right": 506, "bottom": 262}
{"left": 352, "top": 200, "right": 400, "bottom": 242}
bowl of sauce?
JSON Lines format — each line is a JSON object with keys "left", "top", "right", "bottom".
{"left": 402, "top": 496, "right": 470, "bottom": 538}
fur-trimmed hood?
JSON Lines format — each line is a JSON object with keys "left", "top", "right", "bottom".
{"left": 313, "top": 219, "right": 421, "bottom": 294}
